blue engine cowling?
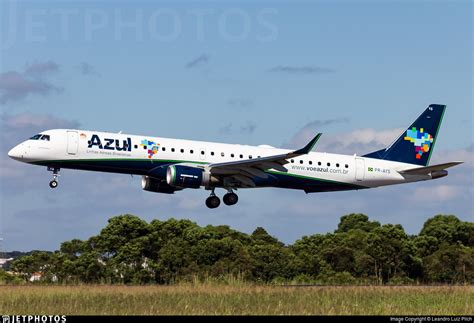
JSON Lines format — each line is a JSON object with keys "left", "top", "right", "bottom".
{"left": 141, "top": 176, "right": 180, "bottom": 194}
{"left": 166, "top": 165, "right": 210, "bottom": 189}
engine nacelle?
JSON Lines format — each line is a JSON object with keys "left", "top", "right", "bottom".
{"left": 431, "top": 170, "right": 448, "bottom": 179}
{"left": 166, "top": 165, "right": 210, "bottom": 189}
{"left": 141, "top": 176, "right": 178, "bottom": 194}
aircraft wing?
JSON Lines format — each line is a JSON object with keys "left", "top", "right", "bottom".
{"left": 208, "top": 133, "right": 322, "bottom": 187}
{"left": 398, "top": 161, "right": 463, "bottom": 175}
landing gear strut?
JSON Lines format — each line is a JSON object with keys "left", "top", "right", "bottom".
{"left": 205, "top": 188, "right": 220, "bottom": 209}
{"left": 47, "top": 167, "right": 60, "bottom": 189}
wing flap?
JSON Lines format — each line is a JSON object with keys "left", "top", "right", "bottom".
{"left": 208, "top": 133, "right": 322, "bottom": 188}
{"left": 209, "top": 133, "right": 322, "bottom": 172}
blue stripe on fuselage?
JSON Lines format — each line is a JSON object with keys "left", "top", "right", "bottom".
{"left": 33, "top": 159, "right": 364, "bottom": 192}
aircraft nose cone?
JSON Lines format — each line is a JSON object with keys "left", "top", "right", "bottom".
{"left": 8, "top": 145, "right": 22, "bottom": 160}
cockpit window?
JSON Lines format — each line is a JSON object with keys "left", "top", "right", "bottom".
{"left": 29, "top": 134, "right": 50, "bottom": 141}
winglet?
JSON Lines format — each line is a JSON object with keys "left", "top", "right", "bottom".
{"left": 294, "top": 133, "right": 322, "bottom": 155}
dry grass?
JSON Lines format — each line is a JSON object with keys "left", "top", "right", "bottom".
{"left": 0, "top": 284, "right": 472, "bottom": 315}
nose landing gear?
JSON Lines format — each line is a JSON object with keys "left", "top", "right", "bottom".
{"left": 47, "top": 167, "right": 60, "bottom": 189}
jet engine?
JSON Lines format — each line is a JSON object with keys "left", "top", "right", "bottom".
{"left": 166, "top": 165, "right": 211, "bottom": 188}
{"left": 431, "top": 170, "right": 448, "bottom": 179}
{"left": 141, "top": 176, "right": 179, "bottom": 194}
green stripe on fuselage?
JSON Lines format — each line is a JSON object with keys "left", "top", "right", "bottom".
{"left": 32, "top": 158, "right": 365, "bottom": 190}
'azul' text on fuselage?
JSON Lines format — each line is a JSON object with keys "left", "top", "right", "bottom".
{"left": 88, "top": 134, "right": 132, "bottom": 152}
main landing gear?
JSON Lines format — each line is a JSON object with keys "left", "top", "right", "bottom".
{"left": 47, "top": 167, "right": 60, "bottom": 189}
{"left": 205, "top": 188, "right": 238, "bottom": 209}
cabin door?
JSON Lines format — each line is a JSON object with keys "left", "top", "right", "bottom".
{"left": 67, "top": 131, "right": 79, "bottom": 155}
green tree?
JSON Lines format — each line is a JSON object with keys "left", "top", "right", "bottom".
{"left": 249, "top": 243, "right": 293, "bottom": 282}
{"left": 251, "top": 227, "right": 283, "bottom": 246}
{"left": 366, "top": 224, "right": 414, "bottom": 283}
{"left": 336, "top": 213, "right": 380, "bottom": 233}
{"left": 96, "top": 214, "right": 150, "bottom": 256}
{"left": 424, "top": 244, "right": 474, "bottom": 283}
{"left": 10, "top": 251, "right": 52, "bottom": 281}
{"left": 420, "top": 215, "right": 463, "bottom": 246}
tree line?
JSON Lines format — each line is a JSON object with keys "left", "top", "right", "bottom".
{"left": 3, "top": 213, "right": 473, "bottom": 284}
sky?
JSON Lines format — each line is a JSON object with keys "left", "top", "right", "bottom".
{"left": 0, "top": 0, "right": 472, "bottom": 251}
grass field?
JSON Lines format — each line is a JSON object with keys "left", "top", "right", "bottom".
{"left": 0, "top": 284, "right": 472, "bottom": 315}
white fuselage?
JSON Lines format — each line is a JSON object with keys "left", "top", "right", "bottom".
{"left": 8, "top": 129, "right": 431, "bottom": 192}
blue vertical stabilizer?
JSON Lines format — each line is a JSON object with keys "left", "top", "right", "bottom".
{"left": 363, "top": 104, "right": 446, "bottom": 166}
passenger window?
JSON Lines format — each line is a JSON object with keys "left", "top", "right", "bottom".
{"left": 162, "top": 147, "right": 166, "bottom": 151}
{"left": 249, "top": 155, "right": 252, "bottom": 159}
{"left": 201, "top": 151, "right": 205, "bottom": 155}
{"left": 309, "top": 161, "right": 313, "bottom": 165}
{"left": 211, "top": 152, "right": 215, "bottom": 156}
{"left": 345, "top": 164, "right": 349, "bottom": 168}
{"left": 336, "top": 163, "right": 340, "bottom": 167}
{"left": 239, "top": 154, "right": 243, "bottom": 158}
{"left": 299, "top": 160, "right": 303, "bottom": 164}
{"left": 327, "top": 163, "right": 331, "bottom": 167}
{"left": 291, "top": 159, "right": 294, "bottom": 163}
{"left": 143, "top": 146, "right": 147, "bottom": 150}
{"left": 221, "top": 152, "right": 225, "bottom": 157}
{"left": 171, "top": 148, "right": 175, "bottom": 152}
{"left": 134, "top": 145, "right": 138, "bottom": 149}
{"left": 190, "top": 150, "right": 194, "bottom": 154}
{"left": 231, "top": 153, "right": 234, "bottom": 158}
{"left": 318, "top": 162, "right": 321, "bottom": 166}
{"left": 180, "top": 149, "right": 184, "bottom": 153}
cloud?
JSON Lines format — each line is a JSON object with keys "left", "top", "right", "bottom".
{"left": 219, "top": 121, "right": 257, "bottom": 135}
{"left": 240, "top": 121, "right": 257, "bottom": 135}
{"left": 0, "top": 61, "right": 62, "bottom": 104}
{"left": 185, "top": 54, "right": 210, "bottom": 69}
{"left": 268, "top": 66, "right": 335, "bottom": 74}
{"left": 227, "top": 98, "right": 253, "bottom": 109}
{"left": 0, "top": 113, "right": 80, "bottom": 180}
{"left": 410, "top": 185, "right": 463, "bottom": 203}
{"left": 76, "top": 62, "right": 100, "bottom": 76}
{"left": 431, "top": 144, "right": 474, "bottom": 165}
{"left": 1, "top": 112, "right": 80, "bottom": 145}
{"left": 219, "top": 123, "right": 233, "bottom": 135}
{"left": 24, "top": 61, "right": 59, "bottom": 77}
{"left": 317, "top": 128, "right": 403, "bottom": 154}
{"left": 283, "top": 118, "right": 351, "bottom": 149}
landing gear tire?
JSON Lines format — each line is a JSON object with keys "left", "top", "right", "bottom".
{"left": 223, "top": 192, "right": 238, "bottom": 206}
{"left": 47, "top": 167, "right": 60, "bottom": 189}
{"left": 206, "top": 195, "right": 221, "bottom": 209}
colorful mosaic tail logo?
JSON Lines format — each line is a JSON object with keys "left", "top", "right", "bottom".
{"left": 403, "top": 127, "right": 433, "bottom": 159}
{"left": 141, "top": 139, "right": 160, "bottom": 159}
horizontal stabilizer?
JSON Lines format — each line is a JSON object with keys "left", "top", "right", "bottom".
{"left": 398, "top": 161, "right": 463, "bottom": 175}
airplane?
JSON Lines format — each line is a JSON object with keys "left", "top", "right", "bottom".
{"left": 7, "top": 104, "right": 463, "bottom": 208}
